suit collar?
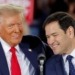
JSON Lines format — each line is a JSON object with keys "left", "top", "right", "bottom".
{"left": 19, "top": 42, "right": 39, "bottom": 75}
{"left": 19, "top": 42, "right": 39, "bottom": 70}
{"left": 0, "top": 42, "right": 10, "bottom": 75}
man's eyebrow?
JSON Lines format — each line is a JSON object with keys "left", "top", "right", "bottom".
{"left": 46, "top": 32, "right": 57, "bottom": 36}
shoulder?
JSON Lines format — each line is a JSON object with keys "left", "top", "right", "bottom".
{"left": 45, "top": 55, "right": 61, "bottom": 75}
{"left": 20, "top": 35, "right": 45, "bottom": 53}
{"left": 46, "top": 55, "right": 61, "bottom": 66}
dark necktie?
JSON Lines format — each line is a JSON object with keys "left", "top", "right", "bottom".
{"left": 10, "top": 47, "right": 21, "bottom": 75}
{"left": 67, "top": 55, "right": 75, "bottom": 75}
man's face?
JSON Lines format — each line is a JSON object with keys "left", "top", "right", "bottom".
{"left": 0, "top": 14, "right": 24, "bottom": 46}
{"left": 45, "top": 21, "right": 72, "bottom": 54}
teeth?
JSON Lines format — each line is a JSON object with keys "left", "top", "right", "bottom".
{"left": 53, "top": 45, "right": 57, "bottom": 47}
{"left": 52, "top": 45, "right": 58, "bottom": 49}
{"left": 13, "top": 35, "right": 20, "bottom": 38}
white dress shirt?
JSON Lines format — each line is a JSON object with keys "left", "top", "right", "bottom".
{"left": 63, "top": 49, "right": 75, "bottom": 75}
{"left": 0, "top": 37, "right": 35, "bottom": 75}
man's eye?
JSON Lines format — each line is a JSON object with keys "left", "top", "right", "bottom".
{"left": 46, "top": 36, "right": 50, "bottom": 39}
{"left": 8, "top": 24, "right": 14, "bottom": 28}
{"left": 53, "top": 34, "right": 58, "bottom": 37}
{"left": 53, "top": 34, "right": 57, "bottom": 36}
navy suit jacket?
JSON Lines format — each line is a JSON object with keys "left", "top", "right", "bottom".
{"left": 45, "top": 55, "right": 67, "bottom": 75}
{"left": 0, "top": 36, "right": 45, "bottom": 75}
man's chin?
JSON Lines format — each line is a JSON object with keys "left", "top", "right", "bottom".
{"left": 11, "top": 40, "right": 21, "bottom": 46}
{"left": 53, "top": 50, "right": 60, "bottom": 55}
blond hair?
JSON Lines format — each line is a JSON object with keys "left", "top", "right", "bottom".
{"left": 0, "top": 4, "right": 29, "bottom": 35}
{"left": 0, "top": 4, "right": 24, "bottom": 16}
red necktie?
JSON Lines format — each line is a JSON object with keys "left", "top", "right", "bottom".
{"left": 10, "top": 47, "right": 21, "bottom": 75}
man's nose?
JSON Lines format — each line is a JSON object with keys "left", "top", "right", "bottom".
{"left": 14, "top": 25, "right": 20, "bottom": 32}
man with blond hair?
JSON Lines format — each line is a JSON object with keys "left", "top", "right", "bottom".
{"left": 0, "top": 4, "right": 41, "bottom": 75}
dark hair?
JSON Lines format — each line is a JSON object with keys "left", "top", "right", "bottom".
{"left": 43, "top": 12, "right": 75, "bottom": 33}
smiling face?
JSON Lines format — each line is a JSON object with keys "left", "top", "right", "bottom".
{"left": 0, "top": 14, "right": 24, "bottom": 46}
{"left": 45, "top": 21, "right": 74, "bottom": 54}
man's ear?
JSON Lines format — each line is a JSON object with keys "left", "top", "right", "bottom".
{"left": 0, "top": 25, "right": 2, "bottom": 34}
{"left": 66, "top": 26, "right": 74, "bottom": 38}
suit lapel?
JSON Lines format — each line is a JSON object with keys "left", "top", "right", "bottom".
{"left": 55, "top": 55, "right": 66, "bottom": 75}
{"left": 0, "top": 43, "right": 9, "bottom": 75}
{"left": 19, "top": 43, "right": 38, "bottom": 69}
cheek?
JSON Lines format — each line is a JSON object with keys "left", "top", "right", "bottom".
{"left": 1, "top": 28, "right": 12, "bottom": 38}
{"left": 21, "top": 28, "right": 24, "bottom": 32}
{"left": 56, "top": 34, "right": 67, "bottom": 42}
{"left": 19, "top": 26, "right": 24, "bottom": 32}
{"left": 59, "top": 36, "right": 70, "bottom": 48}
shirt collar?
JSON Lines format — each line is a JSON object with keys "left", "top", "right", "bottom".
{"left": 70, "top": 49, "right": 75, "bottom": 58}
{"left": 63, "top": 49, "right": 75, "bottom": 63}
{"left": 0, "top": 37, "right": 20, "bottom": 54}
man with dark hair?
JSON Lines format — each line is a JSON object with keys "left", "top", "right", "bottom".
{"left": 43, "top": 12, "right": 75, "bottom": 75}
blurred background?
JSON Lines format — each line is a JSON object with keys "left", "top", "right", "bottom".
{"left": 1, "top": 0, "right": 75, "bottom": 43}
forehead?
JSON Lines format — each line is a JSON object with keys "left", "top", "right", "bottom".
{"left": 6, "top": 15, "right": 22, "bottom": 22}
{"left": 0, "top": 14, "right": 23, "bottom": 27}
{"left": 45, "top": 21, "right": 62, "bottom": 35}
{"left": 45, "top": 21, "right": 61, "bottom": 31}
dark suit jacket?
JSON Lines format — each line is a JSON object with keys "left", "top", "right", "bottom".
{"left": 45, "top": 55, "right": 67, "bottom": 75}
{"left": 0, "top": 35, "right": 45, "bottom": 75}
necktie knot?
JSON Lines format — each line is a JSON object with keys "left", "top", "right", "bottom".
{"left": 66, "top": 55, "right": 73, "bottom": 62}
{"left": 10, "top": 47, "right": 16, "bottom": 53}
